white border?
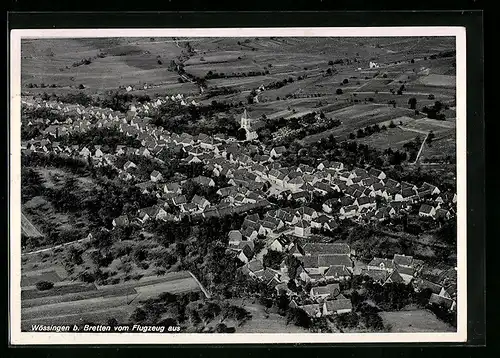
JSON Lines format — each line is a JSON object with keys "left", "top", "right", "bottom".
{"left": 9, "top": 27, "right": 467, "bottom": 345}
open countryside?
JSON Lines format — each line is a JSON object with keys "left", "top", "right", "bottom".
{"left": 20, "top": 36, "right": 457, "bottom": 334}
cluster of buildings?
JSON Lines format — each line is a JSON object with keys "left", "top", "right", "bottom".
{"left": 21, "top": 96, "right": 458, "bottom": 319}
{"left": 234, "top": 231, "right": 457, "bottom": 318}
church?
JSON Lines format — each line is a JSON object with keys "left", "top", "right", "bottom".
{"left": 240, "top": 109, "right": 263, "bottom": 141}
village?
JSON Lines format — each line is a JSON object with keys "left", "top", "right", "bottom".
{"left": 21, "top": 93, "right": 458, "bottom": 322}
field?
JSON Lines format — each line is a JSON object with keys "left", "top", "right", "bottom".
{"left": 21, "top": 271, "right": 205, "bottom": 330}
{"left": 380, "top": 308, "right": 456, "bottom": 332}
{"left": 228, "top": 299, "right": 307, "bottom": 333}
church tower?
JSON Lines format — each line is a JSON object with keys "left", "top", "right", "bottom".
{"left": 240, "top": 109, "right": 251, "bottom": 130}
{"left": 240, "top": 109, "right": 258, "bottom": 141}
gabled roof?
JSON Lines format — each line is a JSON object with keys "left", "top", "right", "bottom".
{"left": 393, "top": 254, "right": 413, "bottom": 267}
{"left": 318, "top": 254, "right": 352, "bottom": 268}
{"left": 311, "top": 283, "right": 340, "bottom": 296}
{"left": 303, "top": 243, "right": 350, "bottom": 256}
{"left": 362, "top": 269, "right": 389, "bottom": 282}
{"left": 429, "top": 293, "right": 455, "bottom": 310}
{"left": 324, "top": 265, "right": 351, "bottom": 277}
{"left": 368, "top": 168, "right": 383, "bottom": 177}
{"left": 419, "top": 204, "right": 435, "bottom": 214}
{"left": 368, "top": 257, "right": 395, "bottom": 269}
{"left": 247, "top": 259, "right": 264, "bottom": 273}
{"left": 324, "top": 299, "right": 352, "bottom": 312}
{"left": 386, "top": 270, "right": 404, "bottom": 284}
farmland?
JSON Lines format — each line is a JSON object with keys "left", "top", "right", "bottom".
{"left": 380, "top": 308, "right": 456, "bottom": 332}
{"left": 21, "top": 271, "right": 205, "bottom": 330}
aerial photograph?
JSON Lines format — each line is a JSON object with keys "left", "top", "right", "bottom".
{"left": 19, "top": 36, "right": 458, "bottom": 334}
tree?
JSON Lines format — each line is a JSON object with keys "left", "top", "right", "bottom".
{"left": 263, "top": 250, "right": 285, "bottom": 270}
{"left": 36, "top": 281, "right": 54, "bottom": 291}
{"left": 328, "top": 60, "right": 334, "bottom": 66}
{"left": 236, "top": 128, "right": 247, "bottom": 141}
{"left": 336, "top": 88, "right": 343, "bottom": 95}
{"left": 343, "top": 78, "right": 349, "bottom": 84}
{"left": 426, "top": 130, "right": 435, "bottom": 145}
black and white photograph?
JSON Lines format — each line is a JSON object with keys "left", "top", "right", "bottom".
{"left": 9, "top": 27, "right": 467, "bottom": 344}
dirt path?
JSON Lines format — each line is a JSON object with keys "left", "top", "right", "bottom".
{"left": 21, "top": 211, "right": 44, "bottom": 238}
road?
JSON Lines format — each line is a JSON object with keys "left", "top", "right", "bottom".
{"left": 412, "top": 132, "right": 430, "bottom": 164}
{"left": 21, "top": 211, "right": 43, "bottom": 238}
{"left": 22, "top": 236, "right": 91, "bottom": 257}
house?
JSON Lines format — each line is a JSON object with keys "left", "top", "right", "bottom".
{"left": 298, "top": 304, "right": 322, "bottom": 318}
{"left": 322, "top": 299, "right": 353, "bottom": 316}
{"left": 367, "top": 258, "right": 395, "bottom": 272}
{"left": 192, "top": 175, "right": 215, "bottom": 187}
{"left": 236, "top": 226, "right": 255, "bottom": 241}
{"left": 79, "top": 147, "right": 92, "bottom": 158}
{"left": 287, "top": 176, "right": 305, "bottom": 191}
{"left": 339, "top": 205, "right": 358, "bottom": 219}
{"left": 270, "top": 146, "right": 286, "bottom": 158}
{"left": 311, "top": 214, "right": 331, "bottom": 229}
{"left": 164, "top": 182, "right": 182, "bottom": 194}
{"left": 393, "top": 254, "right": 413, "bottom": 268}
{"left": 395, "top": 188, "right": 418, "bottom": 202}
{"left": 362, "top": 269, "right": 390, "bottom": 283}
{"left": 355, "top": 196, "right": 377, "bottom": 210}
{"left": 368, "top": 168, "right": 386, "bottom": 180}
{"left": 269, "top": 236, "right": 291, "bottom": 252}
{"left": 421, "top": 182, "right": 441, "bottom": 195}
{"left": 395, "top": 266, "right": 415, "bottom": 284}
{"left": 192, "top": 195, "right": 210, "bottom": 209}
{"left": 419, "top": 204, "right": 436, "bottom": 218}
{"left": 324, "top": 265, "right": 351, "bottom": 281}
{"left": 237, "top": 244, "right": 255, "bottom": 264}
{"left": 435, "top": 208, "right": 451, "bottom": 220}
{"left": 414, "top": 278, "right": 443, "bottom": 295}
{"left": 123, "top": 161, "right": 137, "bottom": 171}
{"left": 294, "top": 220, "right": 311, "bottom": 238}
{"left": 318, "top": 255, "right": 353, "bottom": 272}
{"left": 429, "top": 293, "right": 456, "bottom": 312}
{"left": 302, "top": 242, "right": 349, "bottom": 256}
{"left": 289, "top": 242, "right": 305, "bottom": 257}
{"left": 242, "top": 259, "right": 265, "bottom": 277}
{"left": 112, "top": 215, "right": 129, "bottom": 228}
{"left": 150, "top": 170, "right": 163, "bottom": 182}
{"left": 172, "top": 195, "right": 188, "bottom": 207}
{"left": 316, "top": 160, "right": 331, "bottom": 171}
{"left": 118, "top": 171, "right": 133, "bottom": 181}
{"left": 295, "top": 206, "right": 318, "bottom": 222}
{"left": 310, "top": 283, "right": 341, "bottom": 301}
{"left": 228, "top": 230, "right": 243, "bottom": 245}
{"left": 384, "top": 270, "right": 405, "bottom": 285}
{"left": 136, "top": 181, "right": 156, "bottom": 195}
